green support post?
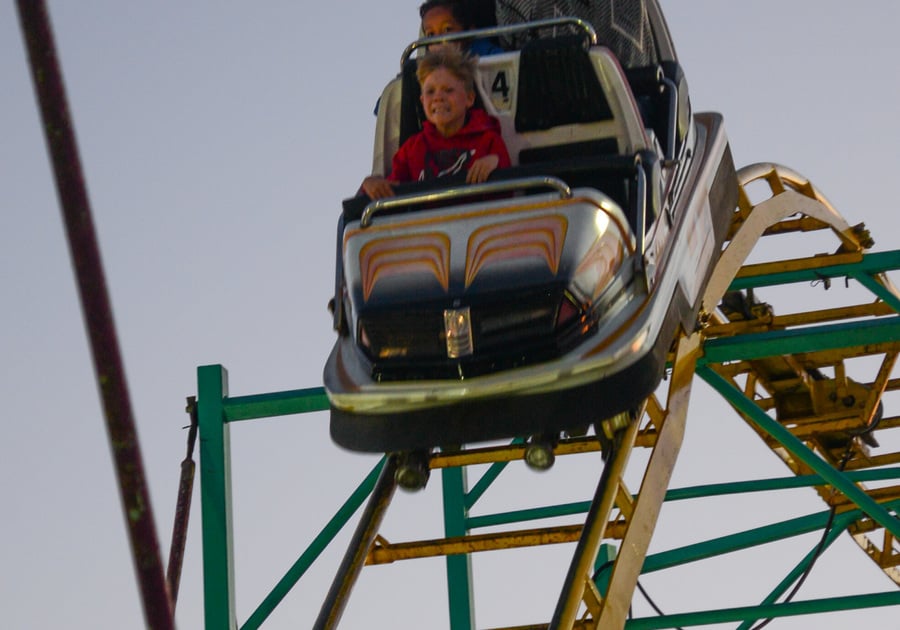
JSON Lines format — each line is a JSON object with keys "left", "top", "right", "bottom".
{"left": 442, "top": 464, "right": 475, "bottom": 629}
{"left": 197, "top": 364, "right": 237, "bottom": 630}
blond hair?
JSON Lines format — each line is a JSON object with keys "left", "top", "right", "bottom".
{"left": 416, "top": 47, "right": 477, "bottom": 93}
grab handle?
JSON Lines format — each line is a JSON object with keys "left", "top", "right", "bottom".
{"left": 361, "top": 175, "right": 572, "bottom": 228}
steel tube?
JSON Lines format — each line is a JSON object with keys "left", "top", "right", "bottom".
{"left": 16, "top": 3, "right": 173, "bottom": 628}
{"left": 313, "top": 454, "right": 399, "bottom": 629}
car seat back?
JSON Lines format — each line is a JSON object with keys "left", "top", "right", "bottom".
{"left": 474, "top": 41, "right": 649, "bottom": 167}
{"left": 370, "top": 39, "right": 650, "bottom": 177}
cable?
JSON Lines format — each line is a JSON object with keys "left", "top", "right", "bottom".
{"left": 590, "top": 559, "right": 613, "bottom": 582}
{"left": 636, "top": 580, "right": 685, "bottom": 630}
{"left": 747, "top": 445, "right": 854, "bottom": 630}
{"left": 591, "top": 560, "right": 685, "bottom": 628}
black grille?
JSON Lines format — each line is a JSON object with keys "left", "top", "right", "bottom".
{"left": 472, "top": 291, "right": 558, "bottom": 351}
{"left": 360, "top": 287, "right": 588, "bottom": 381}
{"left": 358, "top": 309, "right": 444, "bottom": 362}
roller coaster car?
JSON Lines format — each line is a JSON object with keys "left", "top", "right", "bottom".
{"left": 325, "top": 10, "right": 739, "bottom": 453}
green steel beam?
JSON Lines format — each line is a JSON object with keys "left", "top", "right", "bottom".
{"left": 624, "top": 590, "right": 900, "bottom": 629}
{"left": 464, "top": 459, "right": 510, "bottom": 510}
{"left": 639, "top": 506, "right": 840, "bottom": 575}
{"left": 466, "top": 468, "right": 900, "bottom": 529}
{"left": 467, "top": 501, "right": 591, "bottom": 529}
{"left": 593, "top": 544, "right": 617, "bottom": 597}
{"left": 728, "top": 249, "right": 900, "bottom": 291}
{"left": 241, "top": 459, "right": 385, "bottom": 630}
{"left": 314, "top": 455, "right": 398, "bottom": 629}
{"left": 734, "top": 511, "right": 855, "bottom": 630}
{"left": 855, "top": 272, "right": 900, "bottom": 313}
{"left": 698, "top": 366, "right": 900, "bottom": 540}
{"left": 222, "top": 387, "right": 328, "bottom": 423}
{"left": 663, "top": 468, "right": 900, "bottom": 501}
{"left": 699, "top": 316, "right": 900, "bottom": 365}
{"left": 634, "top": 500, "right": 899, "bottom": 578}
{"left": 641, "top": 505, "right": 887, "bottom": 578}
{"left": 197, "top": 364, "right": 237, "bottom": 630}
{"left": 593, "top": 504, "right": 900, "bottom": 625}
{"left": 463, "top": 438, "right": 525, "bottom": 510}
{"left": 442, "top": 465, "right": 475, "bottom": 630}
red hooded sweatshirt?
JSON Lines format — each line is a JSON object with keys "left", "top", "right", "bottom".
{"left": 387, "top": 108, "right": 511, "bottom": 183}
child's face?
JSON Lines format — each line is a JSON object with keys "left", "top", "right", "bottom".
{"left": 422, "top": 6, "right": 464, "bottom": 38}
{"left": 422, "top": 6, "right": 465, "bottom": 52}
{"left": 420, "top": 67, "right": 475, "bottom": 138}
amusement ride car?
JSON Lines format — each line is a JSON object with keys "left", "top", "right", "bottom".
{"left": 324, "top": 1, "right": 739, "bottom": 483}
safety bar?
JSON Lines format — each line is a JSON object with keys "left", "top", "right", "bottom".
{"left": 360, "top": 176, "right": 572, "bottom": 228}
{"left": 401, "top": 17, "right": 599, "bottom": 68}
{"left": 661, "top": 76, "right": 678, "bottom": 163}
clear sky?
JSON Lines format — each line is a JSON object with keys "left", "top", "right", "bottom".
{"left": 2, "top": 1, "right": 899, "bottom": 628}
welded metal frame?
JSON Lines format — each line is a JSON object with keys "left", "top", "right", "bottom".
{"left": 195, "top": 240, "right": 900, "bottom": 628}
{"left": 195, "top": 358, "right": 900, "bottom": 629}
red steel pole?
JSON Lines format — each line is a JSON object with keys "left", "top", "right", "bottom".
{"left": 16, "top": 2, "right": 175, "bottom": 627}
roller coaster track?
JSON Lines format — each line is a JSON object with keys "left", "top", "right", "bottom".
{"left": 194, "top": 163, "right": 900, "bottom": 628}
{"left": 699, "top": 163, "right": 900, "bottom": 589}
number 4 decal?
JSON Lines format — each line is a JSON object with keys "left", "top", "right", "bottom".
{"left": 491, "top": 71, "right": 510, "bottom": 100}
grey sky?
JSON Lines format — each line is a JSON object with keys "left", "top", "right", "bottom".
{"left": 2, "top": 1, "right": 899, "bottom": 628}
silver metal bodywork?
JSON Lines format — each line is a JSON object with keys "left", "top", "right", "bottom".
{"left": 325, "top": 14, "right": 738, "bottom": 451}
{"left": 326, "top": 112, "right": 731, "bottom": 416}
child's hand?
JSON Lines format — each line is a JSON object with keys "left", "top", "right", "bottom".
{"left": 466, "top": 155, "right": 500, "bottom": 184}
{"left": 361, "top": 176, "right": 395, "bottom": 199}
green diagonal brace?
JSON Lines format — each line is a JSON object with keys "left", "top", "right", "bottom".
{"left": 855, "top": 272, "right": 900, "bottom": 313}
{"left": 697, "top": 366, "right": 900, "bottom": 540}
{"left": 639, "top": 507, "right": 842, "bottom": 575}
{"left": 624, "top": 590, "right": 900, "bottom": 629}
{"left": 241, "top": 459, "right": 385, "bottom": 630}
{"left": 735, "top": 510, "right": 857, "bottom": 630}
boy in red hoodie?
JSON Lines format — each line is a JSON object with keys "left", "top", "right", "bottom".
{"left": 361, "top": 48, "right": 511, "bottom": 200}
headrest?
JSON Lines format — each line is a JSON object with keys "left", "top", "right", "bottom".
{"left": 515, "top": 35, "right": 613, "bottom": 132}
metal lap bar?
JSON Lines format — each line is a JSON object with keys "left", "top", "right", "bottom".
{"left": 360, "top": 175, "right": 572, "bottom": 227}
{"left": 661, "top": 76, "right": 678, "bottom": 163}
{"left": 400, "top": 17, "right": 599, "bottom": 67}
